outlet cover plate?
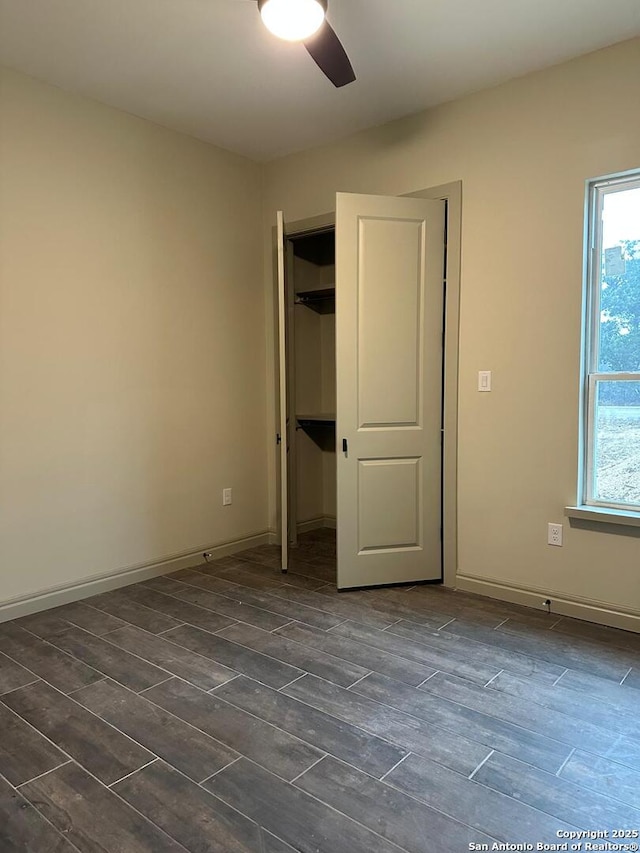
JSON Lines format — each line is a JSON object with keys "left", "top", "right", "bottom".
{"left": 548, "top": 522, "right": 563, "bottom": 546}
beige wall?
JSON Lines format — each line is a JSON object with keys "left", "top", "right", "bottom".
{"left": 0, "top": 68, "right": 268, "bottom": 607}
{"left": 263, "top": 38, "right": 640, "bottom": 615}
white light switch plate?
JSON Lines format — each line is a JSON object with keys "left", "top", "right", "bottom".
{"left": 478, "top": 371, "right": 492, "bottom": 392}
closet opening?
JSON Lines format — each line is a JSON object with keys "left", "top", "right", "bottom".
{"left": 276, "top": 184, "right": 460, "bottom": 588}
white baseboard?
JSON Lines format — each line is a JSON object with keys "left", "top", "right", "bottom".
{"left": 297, "top": 516, "right": 336, "bottom": 534}
{"left": 456, "top": 573, "right": 640, "bottom": 634}
{"left": 0, "top": 530, "right": 272, "bottom": 624}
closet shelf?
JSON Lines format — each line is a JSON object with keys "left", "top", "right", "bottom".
{"left": 294, "top": 287, "right": 335, "bottom": 314}
{"left": 296, "top": 414, "right": 336, "bottom": 426}
{"left": 296, "top": 415, "right": 335, "bottom": 451}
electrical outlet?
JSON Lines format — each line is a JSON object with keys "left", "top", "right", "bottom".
{"left": 222, "top": 488, "right": 232, "bottom": 506}
{"left": 547, "top": 523, "right": 563, "bottom": 546}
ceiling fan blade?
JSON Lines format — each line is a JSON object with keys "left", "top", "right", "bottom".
{"left": 304, "top": 21, "right": 355, "bottom": 88}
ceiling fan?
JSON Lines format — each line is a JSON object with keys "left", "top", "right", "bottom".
{"left": 257, "top": 0, "right": 356, "bottom": 88}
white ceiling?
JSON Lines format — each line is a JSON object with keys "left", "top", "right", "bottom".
{"left": 1, "top": 0, "right": 639, "bottom": 161}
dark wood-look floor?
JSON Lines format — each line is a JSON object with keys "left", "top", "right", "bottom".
{"left": 1, "top": 529, "right": 639, "bottom": 852}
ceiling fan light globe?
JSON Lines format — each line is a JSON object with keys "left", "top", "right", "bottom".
{"left": 259, "top": 0, "right": 327, "bottom": 42}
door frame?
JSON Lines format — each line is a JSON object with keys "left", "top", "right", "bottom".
{"left": 404, "top": 181, "right": 461, "bottom": 589}
{"left": 276, "top": 212, "right": 288, "bottom": 572}
{"left": 278, "top": 181, "right": 461, "bottom": 588}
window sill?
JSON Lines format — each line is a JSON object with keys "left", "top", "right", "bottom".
{"left": 565, "top": 505, "right": 640, "bottom": 528}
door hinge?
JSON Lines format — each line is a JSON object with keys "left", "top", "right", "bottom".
{"left": 276, "top": 433, "right": 282, "bottom": 445}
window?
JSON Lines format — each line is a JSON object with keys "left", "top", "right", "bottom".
{"left": 583, "top": 172, "right": 640, "bottom": 512}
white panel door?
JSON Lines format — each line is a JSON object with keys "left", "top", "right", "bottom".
{"left": 336, "top": 193, "right": 445, "bottom": 589}
{"left": 276, "top": 211, "right": 288, "bottom": 572}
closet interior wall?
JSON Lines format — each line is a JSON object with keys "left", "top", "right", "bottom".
{"left": 288, "top": 230, "right": 336, "bottom": 539}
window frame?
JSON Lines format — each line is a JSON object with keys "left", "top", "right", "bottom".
{"left": 581, "top": 170, "right": 640, "bottom": 513}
